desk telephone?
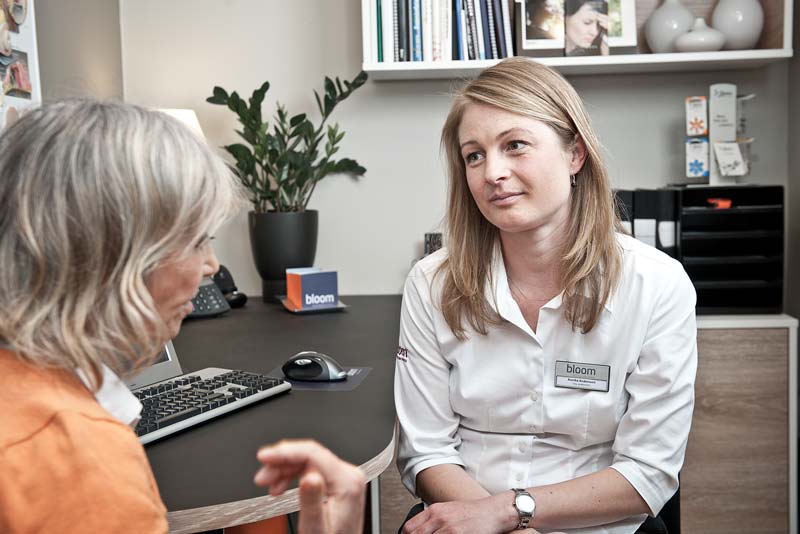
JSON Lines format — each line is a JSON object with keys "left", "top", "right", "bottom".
{"left": 187, "top": 265, "right": 247, "bottom": 319}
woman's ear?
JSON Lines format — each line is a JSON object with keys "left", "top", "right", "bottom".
{"left": 570, "top": 136, "right": 588, "bottom": 175}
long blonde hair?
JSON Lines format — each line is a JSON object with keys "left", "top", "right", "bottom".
{"left": 0, "top": 99, "right": 247, "bottom": 389}
{"left": 438, "top": 58, "right": 622, "bottom": 338}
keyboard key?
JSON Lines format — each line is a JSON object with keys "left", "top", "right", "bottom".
{"left": 155, "top": 406, "right": 202, "bottom": 426}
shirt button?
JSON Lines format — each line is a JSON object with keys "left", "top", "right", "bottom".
{"left": 516, "top": 473, "right": 524, "bottom": 482}
{"left": 518, "top": 442, "right": 527, "bottom": 453}
{"left": 530, "top": 392, "right": 538, "bottom": 402}
{"left": 529, "top": 425, "right": 536, "bottom": 433}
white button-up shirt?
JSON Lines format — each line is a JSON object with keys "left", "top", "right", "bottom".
{"left": 78, "top": 364, "right": 143, "bottom": 427}
{"left": 395, "top": 234, "right": 697, "bottom": 534}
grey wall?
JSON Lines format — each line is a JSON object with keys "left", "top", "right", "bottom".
{"left": 788, "top": 4, "right": 800, "bottom": 320}
{"left": 114, "top": 0, "right": 790, "bottom": 296}
{"left": 35, "top": 0, "right": 123, "bottom": 101}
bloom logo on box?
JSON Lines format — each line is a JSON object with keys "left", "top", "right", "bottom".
{"left": 305, "top": 293, "right": 335, "bottom": 306}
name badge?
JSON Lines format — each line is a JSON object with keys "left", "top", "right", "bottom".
{"left": 554, "top": 361, "right": 610, "bottom": 392}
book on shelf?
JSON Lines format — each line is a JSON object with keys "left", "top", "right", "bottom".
{"left": 464, "top": 0, "right": 479, "bottom": 60}
{"left": 371, "top": 0, "right": 514, "bottom": 63}
{"left": 396, "top": 0, "right": 409, "bottom": 61}
{"left": 382, "top": 0, "right": 395, "bottom": 62}
{"left": 484, "top": 0, "right": 499, "bottom": 59}
{"left": 411, "top": 0, "right": 423, "bottom": 60}
{"left": 439, "top": 0, "right": 452, "bottom": 61}
{"left": 373, "top": 0, "right": 382, "bottom": 62}
{"left": 422, "top": 0, "right": 433, "bottom": 60}
{"left": 499, "top": 0, "right": 514, "bottom": 57}
{"left": 473, "top": 0, "right": 486, "bottom": 59}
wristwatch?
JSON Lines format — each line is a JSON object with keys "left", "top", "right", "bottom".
{"left": 512, "top": 488, "right": 536, "bottom": 529}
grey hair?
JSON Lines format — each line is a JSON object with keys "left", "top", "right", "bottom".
{"left": 0, "top": 99, "right": 247, "bottom": 389}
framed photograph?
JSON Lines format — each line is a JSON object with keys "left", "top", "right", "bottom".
{"left": 0, "top": 0, "right": 40, "bottom": 131}
{"left": 607, "top": 0, "right": 637, "bottom": 48}
{"left": 565, "top": 0, "right": 608, "bottom": 56}
{"left": 519, "top": 0, "right": 565, "bottom": 53}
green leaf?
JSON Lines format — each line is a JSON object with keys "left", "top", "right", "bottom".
{"left": 290, "top": 113, "right": 307, "bottom": 127}
{"left": 331, "top": 158, "right": 366, "bottom": 176}
{"left": 313, "top": 90, "right": 324, "bottom": 116}
{"left": 206, "top": 86, "right": 229, "bottom": 105}
{"left": 324, "top": 76, "right": 336, "bottom": 98}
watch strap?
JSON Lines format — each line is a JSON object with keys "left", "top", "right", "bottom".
{"left": 512, "top": 488, "right": 535, "bottom": 529}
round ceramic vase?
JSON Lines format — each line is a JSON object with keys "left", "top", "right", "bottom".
{"left": 675, "top": 18, "right": 726, "bottom": 52}
{"left": 711, "top": 0, "right": 764, "bottom": 50}
{"left": 645, "top": 0, "right": 694, "bottom": 53}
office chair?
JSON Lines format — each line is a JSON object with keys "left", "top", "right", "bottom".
{"left": 658, "top": 487, "right": 681, "bottom": 534}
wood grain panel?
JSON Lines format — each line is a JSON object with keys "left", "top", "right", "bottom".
{"left": 682, "top": 328, "right": 788, "bottom": 533}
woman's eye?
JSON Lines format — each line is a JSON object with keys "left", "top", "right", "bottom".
{"left": 464, "top": 152, "right": 484, "bottom": 164}
{"left": 194, "top": 234, "right": 214, "bottom": 249}
{"left": 507, "top": 140, "right": 528, "bottom": 151}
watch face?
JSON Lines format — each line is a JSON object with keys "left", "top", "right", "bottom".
{"left": 516, "top": 494, "right": 536, "bottom": 514}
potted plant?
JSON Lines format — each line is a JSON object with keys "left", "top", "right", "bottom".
{"left": 207, "top": 71, "right": 368, "bottom": 300}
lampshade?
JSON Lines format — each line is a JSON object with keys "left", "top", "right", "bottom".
{"left": 157, "top": 108, "right": 204, "bottom": 138}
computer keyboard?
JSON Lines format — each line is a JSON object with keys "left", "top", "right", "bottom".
{"left": 133, "top": 368, "right": 291, "bottom": 444}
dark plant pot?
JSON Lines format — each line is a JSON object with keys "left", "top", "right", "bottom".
{"left": 248, "top": 210, "right": 318, "bottom": 301}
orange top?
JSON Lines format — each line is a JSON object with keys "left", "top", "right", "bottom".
{"left": 0, "top": 349, "right": 168, "bottom": 533}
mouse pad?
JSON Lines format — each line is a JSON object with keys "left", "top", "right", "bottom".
{"left": 267, "top": 366, "right": 372, "bottom": 391}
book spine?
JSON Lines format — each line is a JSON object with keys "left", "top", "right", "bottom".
{"left": 382, "top": 0, "right": 395, "bottom": 62}
{"left": 464, "top": 0, "right": 478, "bottom": 60}
{"left": 432, "top": 0, "right": 442, "bottom": 60}
{"left": 499, "top": 0, "right": 513, "bottom": 56}
{"left": 478, "top": 0, "right": 492, "bottom": 59}
{"left": 452, "top": 0, "right": 463, "bottom": 59}
{"left": 422, "top": 0, "right": 433, "bottom": 61}
{"left": 460, "top": 2, "right": 469, "bottom": 59}
{"left": 486, "top": 0, "right": 500, "bottom": 59}
{"left": 491, "top": 0, "right": 506, "bottom": 57}
{"left": 441, "top": 0, "right": 452, "bottom": 61}
{"left": 397, "top": 0, "right": 409, "bottom": 61}
{"left": 411, "top": 0, "right": 423, "bottom": 61}
{"left": 392, "top": 0, "right": 400, "bottom": 61}
{"left": 473, "top": 0, "right": 486, "bottom": 59}
{"left": 375, "top": 0, "right": 382, "bottom": 62}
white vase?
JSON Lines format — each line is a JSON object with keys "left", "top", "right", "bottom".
{"left": 711, "top": 0, "right": 764, "bottom": 50}
{"left": 675, "top": 18, "right": 726, "bottom": 52}
{"left": 645, "top": 0, "right": 695, "bottom": 53}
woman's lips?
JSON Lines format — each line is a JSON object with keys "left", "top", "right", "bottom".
{"left": 490, "top": 192, "right": 524, "bottom": 206}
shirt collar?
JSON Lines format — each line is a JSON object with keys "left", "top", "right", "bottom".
{"left": 77, "top": 364, "right": 143, "bottom": 427}
{"left": 488, "top": 243, "right": 615, "bottom": 322}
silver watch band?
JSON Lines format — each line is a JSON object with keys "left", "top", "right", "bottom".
{"left": 513, "top": 488, "right": 535, "bottom": 529}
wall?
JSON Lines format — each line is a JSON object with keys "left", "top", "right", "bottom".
{"left": 787, "top": 0, "right": 800, "bottom": 320}
{"left": 35, "top": 0, "right": 123, "bottom": 101}
{"left": 119, "top": 0, "right": 790, "bottom": 296}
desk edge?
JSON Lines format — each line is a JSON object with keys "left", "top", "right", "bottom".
{"left": 166, "top": 430, "right": 396, "bottom": 533}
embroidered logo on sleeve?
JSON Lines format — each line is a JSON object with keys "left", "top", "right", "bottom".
{"left": 396, "top": 346, "right": 409, "bottom": 362}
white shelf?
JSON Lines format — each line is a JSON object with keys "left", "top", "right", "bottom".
{"left": 364, "top": 48, "right": 793, "bottom": 80}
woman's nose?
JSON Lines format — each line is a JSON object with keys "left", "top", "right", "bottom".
{"left": 484, "top": 154, "right": 509, "bottom": 183}
{"left": 203, "top": 248, "right": 220, "bottom": 277}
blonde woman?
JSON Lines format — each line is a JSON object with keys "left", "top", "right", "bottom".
{"left": 395, "top": 58, "right": 697, "bottom": 534}
{"left": 0, "top": 99, "right": 364, "bottom": 533}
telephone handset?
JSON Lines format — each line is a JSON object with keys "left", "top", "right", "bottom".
{"left": 186, "top": 265, "right": 247, "bottom": 319}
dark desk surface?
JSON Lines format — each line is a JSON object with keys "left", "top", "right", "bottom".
{"left": 145, "top": 295, "right": 401, "bottom": 533}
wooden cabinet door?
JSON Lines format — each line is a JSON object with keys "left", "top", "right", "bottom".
{"left": 682, "top": 328, "right": 789, "bottom": 533}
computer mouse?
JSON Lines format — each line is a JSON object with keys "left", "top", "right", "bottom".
{"left": 282, "top": 351, "right": 348, "bottom": 382}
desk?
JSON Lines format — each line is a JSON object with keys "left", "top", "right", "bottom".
{"left": 145, "top": 295, "right": 401, "bottom": 533}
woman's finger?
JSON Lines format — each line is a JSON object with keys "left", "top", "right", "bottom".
{"left": 297, "top": 471, "right": 328, "bottom": 534}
